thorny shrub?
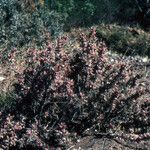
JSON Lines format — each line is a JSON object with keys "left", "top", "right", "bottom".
{"left": 0, "top": 29, "right": 150, "bottom": 149}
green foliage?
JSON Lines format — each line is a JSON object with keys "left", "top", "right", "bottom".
{"left": 46, "top": 0, "right": 96, "bottom": 27}
{"left": 0, "top": 92, "right": 14, "bottom": 110}
{"left": 43, "top": 0, "right": 150, "bottom": 30}
{"left": 0, "top": 0, "right": 65, "bottom": 49}
{"left": 44, "top": 0, "right": 144, "bottom": 27}
{"left": 0, "top": 0, "right": 149, "bottom": 51}
{"left": 111, "top": 0, "right": 137, "bottom": 23}
{"left": 96, "top": 24, "right": 150, "bottom": 56}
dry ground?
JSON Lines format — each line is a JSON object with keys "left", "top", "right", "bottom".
{"left": 70, "top": 136, "right": 150, "bottom": 150}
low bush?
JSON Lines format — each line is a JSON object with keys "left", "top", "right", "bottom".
{"left": 96, "top": 24, "right": 150, "bottom": 57}
{"left": 0, "top": 30, "right": 149, "bottom": 149}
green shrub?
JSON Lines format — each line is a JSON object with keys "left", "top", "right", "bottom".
{"left": 96, "top": 24, "right": 150, "bottom": 57}
{"left": 0, "top": 92, "right": 15, "bottom": 110}
{"left": 0, "top": 0, "right": 65, "bottom": 50}
{"left": 44, "top": 0, "right": 146, "bottom": 28}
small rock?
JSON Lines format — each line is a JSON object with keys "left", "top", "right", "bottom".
{"left": 0, "top": 76, "right": 5, "bottom": 81}
{"left": 142, "top": 57, "right": 148, "bottom": 62}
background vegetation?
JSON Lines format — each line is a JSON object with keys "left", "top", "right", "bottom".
{"left": 1, "top": 0, "right": 150, "bottom": 50}
{"left": 0, "top": 0, "right": 150, "bottom": 149}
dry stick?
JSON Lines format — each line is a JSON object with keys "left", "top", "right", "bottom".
{"left": 102, "top": 138, "right": 106, "bottom": 150}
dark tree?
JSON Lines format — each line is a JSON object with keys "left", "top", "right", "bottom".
{"left": 135, "top": 0, "right": 150, "bottom": 29}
